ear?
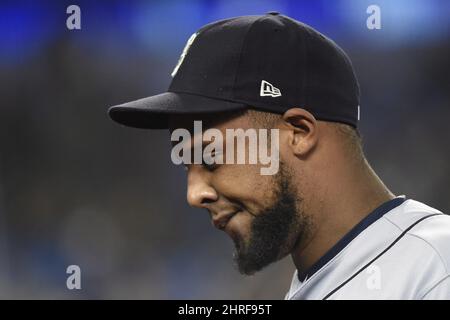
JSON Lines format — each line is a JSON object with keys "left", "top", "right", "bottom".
{"left": 282, "top": 108, "right": 318, "bottom": 157}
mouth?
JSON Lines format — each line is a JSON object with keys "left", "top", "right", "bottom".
{"left": 212, "top": 211, "right": 238, "bottom": 231}
{"left": 223, "top": 212, "right": 238, "bottom": 232}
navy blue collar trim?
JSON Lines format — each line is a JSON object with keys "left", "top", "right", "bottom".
{"left": 297, "top": 197, "right": 407, "bottom": 282}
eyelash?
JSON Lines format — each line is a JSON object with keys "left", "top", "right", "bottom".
{"left": 183, "top": 162, "right": 220, "bottom": 172}
{"left": 202, "top": 151, "right": 222, "bottom": 171}
{"left": 203, "top": 162, "right": 219, "bottom": 171}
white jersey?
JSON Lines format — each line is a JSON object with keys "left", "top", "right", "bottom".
{"left": 285, "top": 197, "right": 450, "bottom": 300}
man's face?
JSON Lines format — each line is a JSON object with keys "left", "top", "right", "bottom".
{"left": 169, "top": 111, "right": 309, "bottom": 275}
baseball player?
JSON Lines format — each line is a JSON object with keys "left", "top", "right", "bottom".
{"left": 108, "top": 13, "right": 450, "bottom": 299}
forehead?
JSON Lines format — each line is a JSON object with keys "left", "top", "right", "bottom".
{"left": 168, "top": 110, "right": 252, "bottom": 133}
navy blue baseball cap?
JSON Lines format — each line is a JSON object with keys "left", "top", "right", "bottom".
{"left": 108, "top": 12, "right": 360, "bottom": 129}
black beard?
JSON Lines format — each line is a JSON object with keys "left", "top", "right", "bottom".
{"left": 233, "top": 165, "right": 304, "bottom": 275}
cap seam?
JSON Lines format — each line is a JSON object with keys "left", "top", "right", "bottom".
{"left": 230, "top": 15, "right": 266, "bottom": 101}
{"left": 302, "top": 24, "right": 315, "bottom": 109}
{"left": 282, "top": 17, "right": 309, "bottom": 109}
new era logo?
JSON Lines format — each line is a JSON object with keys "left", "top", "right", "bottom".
{"left": 260, "top": 80, "right": 281, "bottom": 97}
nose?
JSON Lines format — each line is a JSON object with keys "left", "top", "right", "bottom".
{"left": 186, "top": 168, "right": 218, "bottom": 208}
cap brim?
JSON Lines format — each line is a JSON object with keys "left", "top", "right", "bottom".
{"left": 108, "top": 92, "right": 248, "bottom": 129}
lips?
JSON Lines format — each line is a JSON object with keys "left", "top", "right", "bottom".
{"left": 212, "top": 211, "right": 238, "bottom": 230}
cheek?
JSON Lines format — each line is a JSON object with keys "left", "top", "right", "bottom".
{"left": 212, "top": 164, "right": 275, "bottom": 212}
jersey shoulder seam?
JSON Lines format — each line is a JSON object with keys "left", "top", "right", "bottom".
{"left": 404, "top": 233, "right": 449, "bottom": 274}
{"left": 419, "top": 274, "right": 450, "bottom": 299}
{"left": 381, "top": 215, "right": 403, "bottom": 232}
{"left": 383, "top": 210, "right": 445, "bottom": 232}
{"left": 383, "top": 214, "right": 450, "bottom": 298}
{"left": 383, "top": 214, "right": 449, "bottom": 274}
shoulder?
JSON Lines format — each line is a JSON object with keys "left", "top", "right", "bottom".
{"left": 383, "top": 199, "right": 450, "bottom": 273}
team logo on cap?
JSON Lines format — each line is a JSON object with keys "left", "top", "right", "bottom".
{"left": 260, "top": 80, "right": 281, "bottom": 97}
{"left": 171, "top": 32, "right": 198, "bottom": 78}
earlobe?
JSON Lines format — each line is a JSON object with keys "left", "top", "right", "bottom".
{"left": 282, "top": 108, "right": 318, "bottom": 157}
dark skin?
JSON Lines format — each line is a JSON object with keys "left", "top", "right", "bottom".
{"left": 169, "top": 107, "right": 395, "bottom": 275}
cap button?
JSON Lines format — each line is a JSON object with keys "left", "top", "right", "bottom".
{"left": 267, "top": 11, "right": 279, "bottom": 15}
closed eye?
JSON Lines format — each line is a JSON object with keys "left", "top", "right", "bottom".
{"left": 203, "top": 161, "right": 220, "bottom": 172}
{"left": 203, "top": 150, "right": 223, "bottom": 171}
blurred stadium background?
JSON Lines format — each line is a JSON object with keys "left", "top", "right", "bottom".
{"left": 0, "top": 0, "right": 449, "bottom": 299}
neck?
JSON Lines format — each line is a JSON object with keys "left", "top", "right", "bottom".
{"left": 291, "top": 158, "right": 395, "bottom": 276}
